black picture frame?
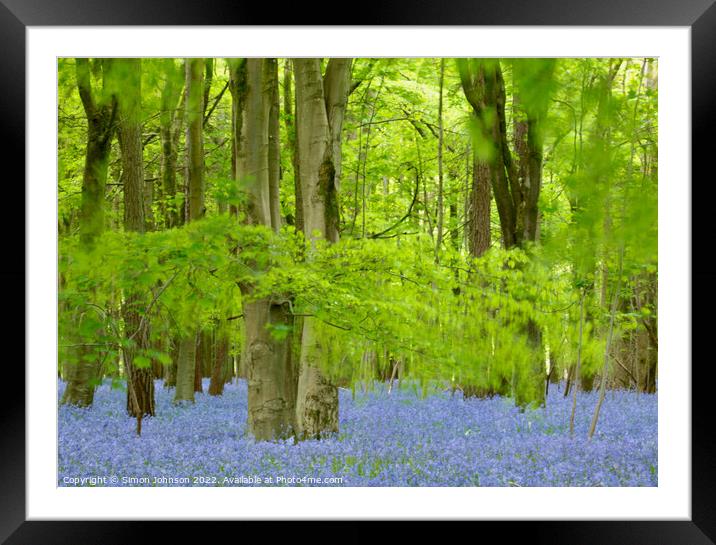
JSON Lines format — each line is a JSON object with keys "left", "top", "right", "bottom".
{"left": 4, "top": 1, "right": 714, "bottom": 542}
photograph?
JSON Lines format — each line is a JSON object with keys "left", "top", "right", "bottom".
{"left": 56, "top": 56, "right": 659, "bottom": 488}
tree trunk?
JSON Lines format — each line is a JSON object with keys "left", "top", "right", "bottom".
{"left": 234, "top": 59, "right": 297, "bottom": 440}
{"left": 293, "top": 58, "right": 350, "bottom": 439}
{"left": 62, "top": 59, "right": 117, "bottom": 408}
{"left": 459, "top": 59, "right": 556, "bottom": 408}
{"left": 267, "top": 59, "right": 282, "bottom": 231}
{"left": 194, "top": 331, "right": 205, "bottom": 393}
{"left": 469, "top": 149, "right": 492, "bottom": 257}
{"left": 202, "top": 58, "right": 214, "bottom": 120}
{"left": 186, "top": 58, "right": 205, "bottom": 222}
{"left": 457, "top": 61, "right": 497, "bottom": 399}
{"left": 224, "top": 350, "right": 234, "bottom": 384}
{"left": 295, "top": 318, "right": 339, "bottom": 438}
{"left": 117, "top": 58, "right": 155, "bottom": 419}
{"left": 174, "top": 58, "right": 205, "bottom": 403}
{"left": 435, "top": 58, "right": 445, "bottom": 257}
{"left": 631, "top": 272, "right": 657, "bottom": 393}
{"left": 228, "top": 59, "right": 246, "bottom": 218}
{"left": 160, "top": 59, "right": 183, "bottom": 229}
{"left": 164, "top": 340, "right": 177, "bottom": 388}
{"left": 174, "top": 334, "right": 196, "bottom": 403}
{"left": 208, "top": 329, "right": 229, "bottom": 396}
{"left": 244, "top": 298, "right": 297, "bottom": 439}
{"left": 323, "top": 58, "right": 352, "bottom": 220}
{"left": 589, "top": 248, "right": 624, "bottom": 438}
{"left": 282, "top": 59, "right": 301, "bottom": 231}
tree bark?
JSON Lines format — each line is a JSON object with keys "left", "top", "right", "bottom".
{"left": 282, "top": 59, "right": 301, "bottom": 231}
{"left": 174, "top": 58, "right": 205, "bottom": 403}
{"left": 160, "top": 59, "right": 183, "bottom": 229}
{"left": 457, "top": 60, "right": 502, "bottom": 399}
{"left": 228, "top": 59, "right": 247, "bottom": 218}
{"left": 323, "top": 58, "right": 352, "bottom": 215}
{"left": 293, "top": 58, "right": 350, "bottom": 439}
{"left": 435, "top": 59, "right": 445, "bottom": 257}
{"left": 202, "top": 58, "right": 213, "bottom": 120}
{"left": 267, "top": 59, "right": 282, "bottom": 231}
{"left": 194, "top": 330, "right": 205, "bottom": 393}
{"left": 469, "top": 149, "right": 492, "bottom": 257}
{"left": 458, "top": 60, "right": 503, "bottom": 254}
{"left": 244, "top": 298, "right": 296, "bottom": 439}
{"left": 235, "top": 59, "right": 297, "bottom": 440}
{"left": 208, "top": 329, "right": 229, "bottom": 396}
{"left": 164, "top": 340, "right": 177, "bottom": 388}
{"left": 174, "top": 334, "right": 196, "bottom": 403}
{"left": 61, "top": 59, "right": 118, "bottom": 408}
{"left": 185, "top": 58, "right": 205, "bottom": 222}
{"left": 116, "top": 58, "right": 155, "bottom": 419}
{"left": 461, "top": 60, "right": 517, "bottom": 249}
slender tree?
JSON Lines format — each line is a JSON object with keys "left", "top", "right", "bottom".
{"left": 186, "top": 58, "right": 206, "bottom": 223}
{"left": 435, "top": 58, "right": 445, "bottom": 257}
{"left": 116, "top": 58, "right": 155, "bottom": 422}
{"left": 160, "top": 59, "right": 183, "bottom": 229}
{"left": 174, "top": 58, "right": 205, "bottom": 404}
{"left": 268, "top": 59, "right": 282, "bottom": 231}
{"left": 283, "top": 60, "right": 300, "bottom": 229}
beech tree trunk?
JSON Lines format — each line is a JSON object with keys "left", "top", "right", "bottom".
{"left": 323, "top": 58, "right": 352, "bottom": 227}
{"left": 244, "top": 298, "right": 296, "bottom": 439}
{"left": 174, "top": 334, "right": 196, "bottom": 403}
{"left": 194, "top": 331, "right": 205, "bottom": 393}
{"left": 186, "top": 58, "right": 205, "bottom": 222}
{"left": 283, "top": 60, "right": 300, "bottom": 230}
{"left": 164, "top": 341, "right": 177, "bottom": 388}
{"left": 268, "top": 60, "right": 282, "bottom": 231}
{"left": 293, "top": 58, "right": 351, "bottom": 439}
{"left": 160, "top": 59, "right": 183, "bottom": 229}
{"left": 174, "top": 58, "right": 205, "bottom": 404}
{"left": 234, "top": 59, "right": 297, "bottom": 440}
{"left": 435, "top": 59, "right": 445, "bottom": 255}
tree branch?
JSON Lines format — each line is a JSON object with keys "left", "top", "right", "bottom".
{"left": 369, "top": 168, "right": 420, "bottom": 239}
{"left": 203, "top": 80, "right": 229, "bottom": 127}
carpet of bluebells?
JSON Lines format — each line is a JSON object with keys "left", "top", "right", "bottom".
{"left": 58, "top": 379, "right": 657, "bottom": 487}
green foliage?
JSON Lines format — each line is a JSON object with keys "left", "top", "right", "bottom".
{"left": 58, "top": 57, "right": 658, "bottom": 399}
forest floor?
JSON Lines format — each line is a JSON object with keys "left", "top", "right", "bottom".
{"left": 58, "top": 378, "right": 657, "bottom": 487}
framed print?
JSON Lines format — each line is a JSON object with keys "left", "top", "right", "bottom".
{"left": 6, "top": 0, "right": 715, "bottom": 543}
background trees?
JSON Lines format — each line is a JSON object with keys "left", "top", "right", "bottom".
{"left": 58, "top": 57, "right": 658, "bottom": 440}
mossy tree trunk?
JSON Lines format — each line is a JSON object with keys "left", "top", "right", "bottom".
{"left": 61, "top": 58, "right": 117, "bottom": 408}
{"left": 293, "top": 58, "right": 351, "bottom": 439}
{"left": 233, "top": 58, "right": 297, "bottom": 440}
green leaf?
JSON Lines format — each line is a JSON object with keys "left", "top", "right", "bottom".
{"left": 133, "top": 356, "right": 151, "bottom": 369}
